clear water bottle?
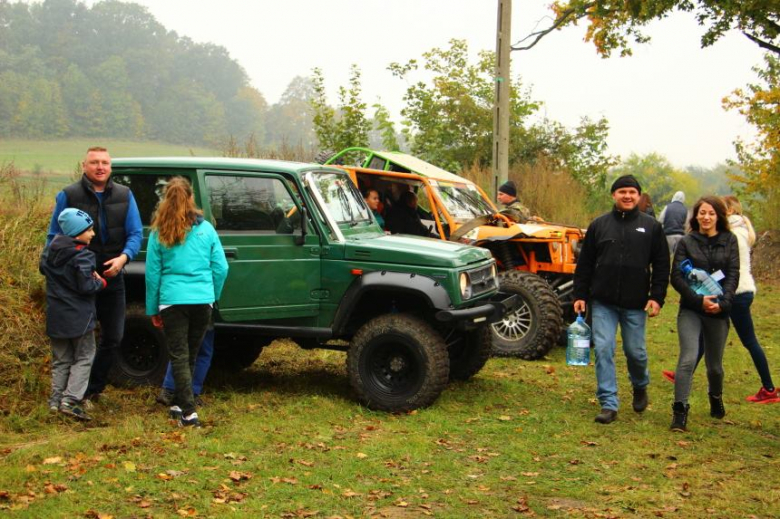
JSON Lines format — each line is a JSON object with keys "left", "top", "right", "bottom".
{"left": 566, "top": 313, "right": 591, "bottom": 366}
{"left": 679, "top": 259, "right": 723, "bottom": 300}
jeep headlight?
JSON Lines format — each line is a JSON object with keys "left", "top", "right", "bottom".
{"left": 459, "top": 272, "right": 472, "bottom": 300}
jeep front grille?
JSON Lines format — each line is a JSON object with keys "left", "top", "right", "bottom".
{"left": 467, "top": 264, "right": 496, "bottom": 297}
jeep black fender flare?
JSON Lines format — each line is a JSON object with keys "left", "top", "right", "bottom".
{"left": 332, "top": 271, "right": 452, "bottom": 335}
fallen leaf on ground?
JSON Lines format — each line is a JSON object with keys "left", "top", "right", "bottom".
{"left": 42, "top": 457, "right": 62, "bottom": 465}
{"left": 229, "top": 471, "right": 252, "bottom": 482}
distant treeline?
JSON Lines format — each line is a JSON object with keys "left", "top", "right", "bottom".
{"left": 0, "top": 0, "right": 317, "bottom": 147}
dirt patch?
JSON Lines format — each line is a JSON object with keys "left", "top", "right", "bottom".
{"left": 752, "top": 230, "right": 780, "bottom": 283}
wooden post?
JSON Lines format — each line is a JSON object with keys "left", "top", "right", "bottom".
{"left": 492, "top": 0, "right": 512, "bottom": 202}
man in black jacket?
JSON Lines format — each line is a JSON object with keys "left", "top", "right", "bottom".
{"left": 573, "top": 175, "right": 670, "bottom": 424}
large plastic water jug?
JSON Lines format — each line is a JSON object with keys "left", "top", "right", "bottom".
{"left": 566, "top": 314, "right": 591, "bottom": 366}
{"left": 679, "top": 259, "right": 723, "bottom": 299}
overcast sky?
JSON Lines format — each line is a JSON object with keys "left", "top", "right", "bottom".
{"left": 85, "top": 0, "right": 764, "bottom": 168}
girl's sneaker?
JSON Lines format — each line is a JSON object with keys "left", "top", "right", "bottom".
{"left": 179, "top": 412, "right": 202, "bottom": 428}
{"left": 746, "top": 387, "right": 780, "bottom": 403}
{"left": 169, "top": 406, "right": 183, "bottom": 419}
{"left": 59, "top": 402, "right": 92, "bottom": 421}
{"left": 662, "top": 370, "right": 676, "bottom": 383}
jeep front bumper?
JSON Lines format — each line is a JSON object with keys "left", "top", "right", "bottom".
{"left": 435, "top": 292, "right": 519, "bottom": 327}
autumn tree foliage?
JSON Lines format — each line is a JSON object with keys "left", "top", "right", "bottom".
{"left": 724, "top": 54, "right": 780, "bottom": 229}
{"left": 517, "top": 1, "right": 780, "bottom": 57}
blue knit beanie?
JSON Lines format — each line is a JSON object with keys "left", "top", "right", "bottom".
{"left": 58, "top": 208, "right": 94, "bottom": 238}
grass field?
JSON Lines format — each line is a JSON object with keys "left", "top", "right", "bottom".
{"left": 1, "top": 284, "right": 778, "bottom": 517}
{"left": 0, "top": 139, "right": 218, "bottom": 176}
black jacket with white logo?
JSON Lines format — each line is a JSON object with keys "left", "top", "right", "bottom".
{"left": 574, "top": 206, "right": 670, "bottom": 310}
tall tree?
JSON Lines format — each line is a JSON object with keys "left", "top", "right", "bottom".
{"left": 265, "top": 76, "right": 317, "bottom": 149}
{"left": 390, "top": 39, "right": 615, "bottom": 195}
{"left": 310, "top": 65, "right": 372, "bottom": 152}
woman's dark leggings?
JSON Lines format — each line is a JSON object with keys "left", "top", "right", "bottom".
{"left": 686, "top": 292, "right": 774, "bottom": 391}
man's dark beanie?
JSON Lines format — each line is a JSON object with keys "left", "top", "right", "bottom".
{"left": 610, "top": 174, "right": 642, "bottom": 194}
{"left": 498, "top": 180, "right": 517, "bottom": 197}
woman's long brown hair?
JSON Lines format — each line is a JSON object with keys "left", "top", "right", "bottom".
{"left": 151, "top": 177, "right": 202, "bottom": 247}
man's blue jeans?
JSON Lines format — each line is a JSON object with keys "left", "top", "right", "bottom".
{"left": 162, "top": 328, "right": 214, "bottom": 396}
{"left": 592, "top": 300, "right": 650, "bottom": 411}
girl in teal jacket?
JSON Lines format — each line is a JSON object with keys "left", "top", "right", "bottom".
{"left": 145, "top": 177, "right": 228, "bottom": 427}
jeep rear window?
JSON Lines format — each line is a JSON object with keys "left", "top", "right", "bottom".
{"left": 205, "top": 175, "right": 300, "bottom": 233}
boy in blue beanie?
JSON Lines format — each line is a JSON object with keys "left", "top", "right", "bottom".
{"left": 40, "top": 208, "right": 107, "bottom": 421}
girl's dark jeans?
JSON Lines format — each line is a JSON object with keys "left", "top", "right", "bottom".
{"left": 161, "top": 304, "right": 212, "bottom": 416}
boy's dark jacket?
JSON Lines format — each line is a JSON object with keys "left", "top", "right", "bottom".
{"left": 39, "top": 234, "right": 106, "bottom": 339}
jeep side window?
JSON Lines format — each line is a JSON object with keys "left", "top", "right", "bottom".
{"left": 205, "top": 175, "right": 300, "bottom": 234}
{"left": 112, "top": 174, "right": 184, "bottom": 225}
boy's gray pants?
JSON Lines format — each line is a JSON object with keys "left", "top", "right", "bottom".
{"left": 49, "top": 332, "right": 96, "bottom": 408}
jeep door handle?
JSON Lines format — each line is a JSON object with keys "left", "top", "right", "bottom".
{"left": 223, "top": 248, "right": 238, "bottom": 259}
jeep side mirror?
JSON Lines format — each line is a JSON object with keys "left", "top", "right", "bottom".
{"left": 295, "top": 206, "right": 308, "bottom": 245}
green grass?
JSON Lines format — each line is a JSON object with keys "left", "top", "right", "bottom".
{"left": 0, "top": 139, "right": 218, "bottom": 176}
{"left": 1, "top": 286, "right": 779, "bottom": 517}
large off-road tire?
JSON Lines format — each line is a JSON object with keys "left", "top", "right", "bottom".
{"left": 491, "top": 271, "right": 563, "bottom": 360}
{"left": 347, "top": 314, "right": 450, "bottom": 412}
{"left": 210, "top": 331, "right": 269, "bottom": 372}
{"left": 110, "top": 304, "right": 168, "bottom": 387}
{"left": 442, "top": 325, "right": 492, "bottom": 381}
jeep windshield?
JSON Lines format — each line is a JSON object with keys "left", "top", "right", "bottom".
{"left": 308, "top": 171, "right": 371, "bottom": 225}
{"left": 431, "top": 181, "right": 494, "bottom": 223}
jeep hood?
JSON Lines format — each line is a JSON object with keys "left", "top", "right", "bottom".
{"left": 345, "top": 234, "right": 491, "bottom": 268}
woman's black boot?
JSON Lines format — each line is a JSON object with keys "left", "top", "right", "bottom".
{"left": 670, "top": 402, "right": 689, "bottom": 432}
{"left": 709, "top": 393, "right": 726, "bottom": 419}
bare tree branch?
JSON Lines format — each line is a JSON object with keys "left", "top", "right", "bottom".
{"left": 511, "top": 3, "right": 595, "bottom": 52}
{"left": 744, "top": 32, "right": 780, "bottom": 56}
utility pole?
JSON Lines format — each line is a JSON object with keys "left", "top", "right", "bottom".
{"left": 492, "top": 0, "right": 511, "bottom": 202}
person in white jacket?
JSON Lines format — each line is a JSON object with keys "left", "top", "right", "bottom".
{"left": 723, "top": 195, "right": 777, "bottom": 403}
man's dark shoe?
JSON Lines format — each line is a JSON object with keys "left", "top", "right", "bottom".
{"left": 632, "top": 387, "right": 649, "bottom": 413}
{"left": 594, "top": 408, "right": 618, "bottom": 424}
{"left": 709, "top": 393, "right": 726, "bottom": 419}
{"left": 194, "top": 394, "right": 204, "bottom": 407}
{"left": 670, "top": 401, "right": 689, "bottom": 432}
{"left": 156, "top": 388, "right": 174, "bottom": 406}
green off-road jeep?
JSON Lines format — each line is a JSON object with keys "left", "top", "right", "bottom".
{"left": 109, "top": 157, "right": 515, "bottom": 412}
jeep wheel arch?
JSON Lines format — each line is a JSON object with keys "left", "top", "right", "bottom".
{"left": 333, "top": 271, "right": 451, "bottom": 335}
{"left": 491, "top": 270, "right": 563, "bottom": 360}
{"left": 347, "top": 313, "right": 449, "bottom": 412}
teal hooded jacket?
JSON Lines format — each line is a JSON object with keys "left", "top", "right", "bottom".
{"left": 145, "top": 218, "right": 229, "bottom": 315}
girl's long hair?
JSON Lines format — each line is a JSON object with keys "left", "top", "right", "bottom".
{"left": 151, "top": 177, "right": 202, "bottom": 247}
